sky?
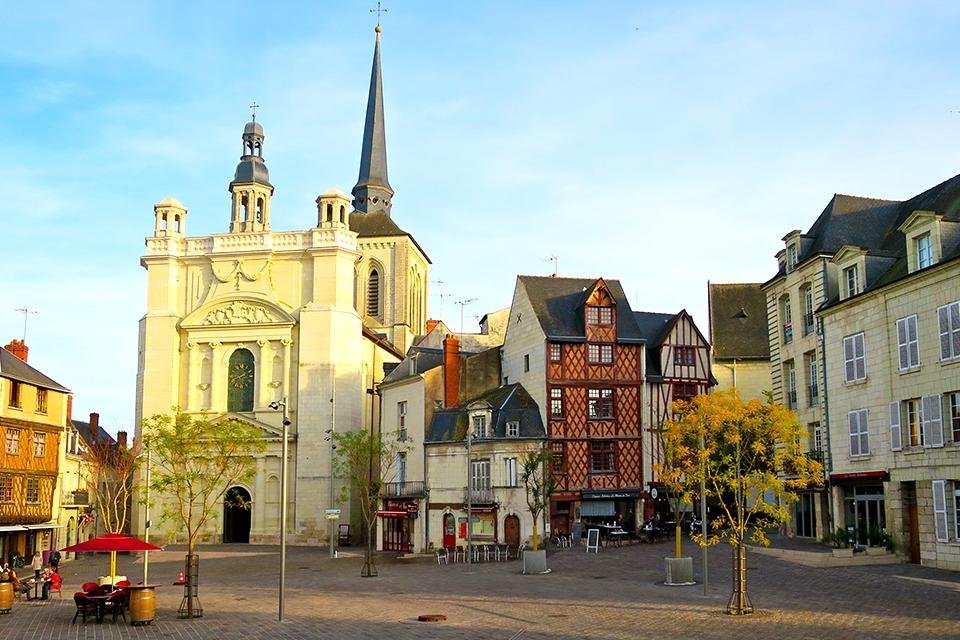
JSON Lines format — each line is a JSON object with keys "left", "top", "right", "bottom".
{"left": 3, "top": 1, "right": 959, "bottom": 433}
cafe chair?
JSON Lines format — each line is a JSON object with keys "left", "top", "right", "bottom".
{"left": 50, "top": 573, "right": 63, "bottom": 598}
{"left": 72, "top": 594, "right": 98, "bottom": 625}
{"left": 80, "top": 582, "right": 99, "bottom": 593}
{"left": 103, "top": 590, "right": 128, "bottom": 623}
{"left": 435, "top": 548, "right": 448, "bottom": 565}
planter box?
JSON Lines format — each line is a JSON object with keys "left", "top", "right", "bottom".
{"left": 832, "top": 548, "right": 854, "bottom": 558}
{"left": 865, "top": 546, "right": 890, "bottom": 556}
{"left": 522, "top": 549, "right": 548, "bottom": 574}
{"left": 665, "top": 556, "right": 694, "bottom": 585}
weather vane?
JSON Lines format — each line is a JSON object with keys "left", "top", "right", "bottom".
{"left": 370, "top": 1, "right": 387, "bottom": 25}
{"left": 250, "top": 101, "right": 260, "bottom": 122}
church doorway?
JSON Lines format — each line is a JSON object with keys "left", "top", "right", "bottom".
{"left": 223, "top": 486, "right": 251, "bottom": 544}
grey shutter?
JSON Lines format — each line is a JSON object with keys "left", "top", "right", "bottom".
{"left": 855, "top": 335, "right": 866, "bottom": 380}
{"left": 844, "top": 338, "right": 856, "bottom": 382}
{"left": 940, "top": 306, "right": 951, "bottom": 360}
{"left": 897, "top": 319, "right": 909, "bottom": 370}
{"left": 889, "top": 401, "right": 902, "bottom": 451}
{"left": 908, "top": 317, "right": 920, "bottom": 367}
{"left": 849, "top": 411, "right": 860, "bottom": 456}
{"left": 923, "top": 394, "right": 944, "bottom": 448}
{"left": 933, "top": 480, "right": 949, "bottom": 542}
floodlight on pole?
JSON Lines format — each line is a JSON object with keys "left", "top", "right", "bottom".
{"left": 269, "top": 398, "right": 290, "bottom": 622}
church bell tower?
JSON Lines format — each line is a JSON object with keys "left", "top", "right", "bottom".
{"left": 229, "top": 117, "right": 274, "bottom": 232}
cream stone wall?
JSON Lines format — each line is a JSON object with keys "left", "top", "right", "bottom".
{"left": 136, "top": 202, "right": 410, "bottom": 547}
{"left": 711, "top": 360, "right": 771, "bottom": 402}
{"left": 822, "top": 258, "right": 960, "bottom": 567}
{"left": 501, "top": 281, "right": 547, "bottom": 425}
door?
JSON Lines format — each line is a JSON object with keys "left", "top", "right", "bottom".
{"left": 442, "top": 513, "right": 456, "bottom": 549}
{"left": 504, "top": 515, "right": 520, "bottom": 547}
{"left": 223, "top": 486, "right": 251, "bottom": 543}
{"left": 904, "top": 483, "right": 921, "bottom": 563}
{"left": 795, "top": 493, "right": 815, "bottom": 538}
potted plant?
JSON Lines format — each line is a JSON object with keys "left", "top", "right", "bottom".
{"left": 520, "top": 449, "right": 556, "bottom": 575}
{"left": 830, "top": 528, "right": 854, "bottom": 557}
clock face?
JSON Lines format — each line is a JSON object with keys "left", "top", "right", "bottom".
{"left": 229, "top": 362, "right": 254, "bottom": 390}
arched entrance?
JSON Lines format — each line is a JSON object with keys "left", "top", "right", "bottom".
{"left": 223, "top": 486, "right": 251, "bottom": 543}
{"left": 442, "top": 513, "right": 456, "bottom": 549}
{"left": 504, "top": 514, "right": 520, "bottom": 547}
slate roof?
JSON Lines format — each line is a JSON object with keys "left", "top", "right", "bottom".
{"left": 71, "top": 419, "right": 116, "bottom": 448}
{"left": 0, "top": 348, "right": 70, "bottom": 393}
{"left": 773, "top": 172, "right": 960, "bottom": 307}
{"left": 426, "top": 383, "right": 545, "bottom": 443}
{"left": 349, "top": 211, "right": 432, "bottom": 263}
{"left": 381, "top": 347, "right": 445, "bottom": 385}
{"left": 708, "top": 283, "right": 770, "bottom": 360}
{"left": 517, "top": 276, "right": 644, "bottom": 343}
{"left": 633, "top": 311, "right": 676, "bottom": 378}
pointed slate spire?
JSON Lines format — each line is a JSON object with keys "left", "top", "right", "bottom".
{"left": 352, "top": 24, "right": 394, "bottom": 216}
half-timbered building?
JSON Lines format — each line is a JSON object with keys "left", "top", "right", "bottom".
{"left": 501, "top": 276, "right": 712, "bottom": 537}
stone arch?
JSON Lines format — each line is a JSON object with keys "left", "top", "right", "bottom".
{"left": 223, "top": 485, "right": 252, "bottom": 543}
{"left": 366, "top": 262, "right": 383, "bottom": 318}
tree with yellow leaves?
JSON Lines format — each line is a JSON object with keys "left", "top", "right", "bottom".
{"left": 661, "top": 389, "right": 823, "bottom": 615}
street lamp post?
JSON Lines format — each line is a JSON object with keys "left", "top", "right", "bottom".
{"left": 466, "top": 432, "right": 472, "bottom": 565}
{"left": 269, "top": 398, "right": 290, "bottom": 622}
{"left": 144, "top": 442, "right": 151, "bottom": 584}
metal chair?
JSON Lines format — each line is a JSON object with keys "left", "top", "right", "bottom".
{"left": 453, "top": 546, "right": 466, "bottom": 563}
{"left": 435, "top": 548, "right": 448, "bottom": 565}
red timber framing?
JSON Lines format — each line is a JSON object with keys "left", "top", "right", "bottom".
{"left": 546, "top": 282, "right": 643, "bottom": 535}
{"left": 645, "top": 310, "right": 712, "bottom": 485}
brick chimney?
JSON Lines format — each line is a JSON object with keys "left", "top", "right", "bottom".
{"left": 443, "top": 334, "right": 460, "bottom": 408}
{"left": 425, "top": 319, "right": 441, "bottom": 334}
{"left": 4, "top": 339, "right": 28, "bottom": 362}
{"left": 117, "top": 430, "right": 128, "bottom": 450}
{"left": 89, "top": 412, "right": 100, "bottom": 439}
{"left": 66, "top": 395, "right": 73, "bottom": 422}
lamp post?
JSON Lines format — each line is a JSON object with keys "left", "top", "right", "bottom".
{"left": 143, "top": 441, "right": 151, "bottom": 584}
{"left": 269, "top": 398, "right": 290, "bottom": 622}
{"left": 466, "top": 431, "right": 472, "bottom": 565}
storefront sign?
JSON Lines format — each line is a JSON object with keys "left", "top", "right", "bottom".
{"left": 830, "top": 470, "right": 889, "bottom": 482}
{"left": 581, "top": 489, "right": 641, "bottom": 500}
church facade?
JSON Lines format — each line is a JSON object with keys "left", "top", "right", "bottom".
{"left": 133, "top": 26, "right": 429, "bottom": 545}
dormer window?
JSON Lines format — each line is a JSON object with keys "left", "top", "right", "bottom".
{"left": 471, "top": 414, "right": 488, "bottom": 439}
{"left": 586, "top": 306, "right": 613, "bottom": 325}
{"left": 916, "top": 233, "right": 933, "bottom": 269}
{"left": 787, "top": 244, "right": 799, "bottom": 271}
{"left": 844, "top": 265, "right": 860, "bottom": 298}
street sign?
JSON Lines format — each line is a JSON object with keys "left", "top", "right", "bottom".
{"left": 324, "top": 508, "right": 341, "bottom": 520}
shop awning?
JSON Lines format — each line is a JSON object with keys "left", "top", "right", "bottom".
{"left": 0, "top": 525, "right": 27, "bottom": 533}
{"left": 580, "top": 500, "right": 615, "bottom": 517}
{"left": 830, "top": 470, "right": 888, "bottom": 482}
{"left": 377, "top": 511, "right": 408, "bottom": 518}
{"left": 25, "top": 523, "right": 62, "bottom": 530}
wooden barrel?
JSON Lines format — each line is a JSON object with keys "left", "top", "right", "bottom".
{"left": 0, "top": 582, "right": 13, "bottom": 614}
{"left": 129, "top": 587, "right": 156, "bottom": 625}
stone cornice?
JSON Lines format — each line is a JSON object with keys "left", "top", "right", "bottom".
{"left": 144, "top": 228, "right": 359, "bottom": 259}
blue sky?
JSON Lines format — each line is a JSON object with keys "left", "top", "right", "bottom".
{"left": 3, "top": 1, "right": 959, "bottom": 432}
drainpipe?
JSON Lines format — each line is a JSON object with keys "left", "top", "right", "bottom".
{"left": 818, "top": 257, "right": 835, "bottom": 536}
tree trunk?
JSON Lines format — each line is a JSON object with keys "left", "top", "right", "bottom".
{"left": 178, "top": 553, "right": 203, "bottom": 618}
{"left": 726, "top": 543, "right": 753, "bottom": 615}
{"left": 361, "top": 521, "right": 378, "bottom": 577}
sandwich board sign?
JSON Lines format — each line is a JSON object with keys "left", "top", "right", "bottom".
{"left": 586, "top": 528, "right": 601, "bottom": 553}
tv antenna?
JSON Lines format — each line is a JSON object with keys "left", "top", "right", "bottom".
{"left": 14, "top": 307, "right": 37, "bottom": 342}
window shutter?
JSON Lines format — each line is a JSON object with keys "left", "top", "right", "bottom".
{"left": 933, "top": 480, "right": 949, "bottom": 542}
{"left": 922, "top": 394, "right": 944, "bottom": 448}
{"left": 855, "top": 335, "right": 866, "bottom": 380}
{"left": 849, "top": 411, "right": 859, "bottom": 456}
{"left": 889, "top": 401, "right": 902, "bottom": 451}
{"left": 860, "top": 410, "right": 870, "bottom": 455}
{"left": 897, "top": 319, "right": 909, "bottom": 370}
{"left": 940, "top": 307, "right": 951, "bottom": 360}
{"left": 908, "top": 317, "right": 920, "bottom": 367}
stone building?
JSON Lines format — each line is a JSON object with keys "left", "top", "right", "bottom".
{"left": 133, "top": 26, "right": 429, "bottom": 546}
{"left": 707, "top": 282, "right": 771, "bottom": 402}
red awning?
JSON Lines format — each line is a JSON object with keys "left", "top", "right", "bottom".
{"left": 61, "top": 533, "right": 164, "bottom": 553}
{"left": 377, "top": 511, "right": 408, "bottom": 518}
{"left": 830, "top": 470, "right": 889, "bottom": 482}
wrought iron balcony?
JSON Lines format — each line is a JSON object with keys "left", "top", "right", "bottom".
{"left": 382, "top": 481, "right": 425, "bottom": 498}
{"left": 808, "top": 385, "right": 819, "bottom": 406}
{"left": 806, "top": 450, "right": 825, "bottom": 465}
{"left": 787, "top": 390, "right": 798, "bottom": 409}
{"left": 463, "top": 488, "right": 494, "bottom": 504}
{"left": 804, "top": 313, "right": 815, "bottom": 336}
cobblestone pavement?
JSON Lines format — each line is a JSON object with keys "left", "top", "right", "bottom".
{"left": 2, "top": 538, "right": 959, "bottom": 640}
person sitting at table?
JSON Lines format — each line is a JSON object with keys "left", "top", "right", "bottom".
{"left": 9, "top": 569, "right": 30, "bottom": 600}
{"left": 40, "top": 568, "right": 55, "bottom": 600}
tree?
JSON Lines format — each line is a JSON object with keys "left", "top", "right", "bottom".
{"left": 520, "top": 449, "right": 556, "bottom": 551}
{"left": 85, "top": 434, "right": 140, "bottom": 579}
{"left": 332, "top": 428, "right": 408, "bottom": 577}
{"left": 141, "top": 410, "right": 266, "bottom": 618}
{"left": 661, "top": 390, "right": 823, "bottom": 615}
{"left": 654, "top": 426, "right": 691, "bottom": 559}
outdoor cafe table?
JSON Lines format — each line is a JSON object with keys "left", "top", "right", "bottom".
{"left": 84, "top": 594, "right": 111, "bottom": 623}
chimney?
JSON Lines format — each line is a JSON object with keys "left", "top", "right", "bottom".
{"left": 443, "top": 334, "right": 460, "bottom": 408}
{"left": 425, "top": 319, "right": 441, "bottom": 334}
{"left": 67, "top": 395, "right": 73, "bottom": 422}
{"left": 89, "top": 412, "right": 100, "bottom": 438}
{"left": 117, "top": 430, "right": 128, "bottom": 450}
{"left": 4, "top": 339, "right": 28, "bottom": 362}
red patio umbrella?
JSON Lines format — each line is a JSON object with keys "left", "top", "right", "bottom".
{"left": 61, "top": 533, "right": 163, "bottom": 553}
{"left": 61, "top": 533, "right": 163, "bottom": 583}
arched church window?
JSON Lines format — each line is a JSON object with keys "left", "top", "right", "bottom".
{"left": 326, "top": 203, "right": 333, "bottom": 222}
{"left": 160, "top": 213, "right": 168, "bottom": 231}
{"left": 227, "top": 348, "right": 255, "bottom": 412}
{"left": 340, "top": 205, "right": 345, "bottom": 223}
{"left": 367, "top": 268, "right": 381, "bottom": 317}
{"left": 241, "top": 195, "right": 250, "bottom": 221}
{"left": 174, "top": 215, "right": 181, "bottom": 233}
{"left": 256, "top": 198, "right": 264, "bottom": 223}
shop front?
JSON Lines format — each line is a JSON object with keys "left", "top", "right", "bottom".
{"left": 379, "top": 499, "right": 419, "bottom": 553}
{"left": 580, "top": 489, "right": 639, "bottom": 533}
{"left": 831, "top": 470, "right": 888, "bottom": 546}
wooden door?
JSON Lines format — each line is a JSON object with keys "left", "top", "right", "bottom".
{"left": 504, "top": 515, "right": 520, "bottom": 547}
{"left": 906, "top": 484, "right": 921, "bottom": 564}
{"left": 442, "top": 513, "right": 456, "bottom": 549}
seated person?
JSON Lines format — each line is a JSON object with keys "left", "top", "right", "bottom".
{"left": 9, "top": 569, "right": 30, "bottom": 599}
{"left": 40, "top": 570, "right": 56, "bottom": 600}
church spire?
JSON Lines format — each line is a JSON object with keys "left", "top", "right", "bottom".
{"left": 229, "top": 114, "right": 274, "bottom": 233}
{"left": 352, "top": 24, "right": 394, "bottom": 216}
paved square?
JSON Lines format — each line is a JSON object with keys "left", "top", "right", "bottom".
{"left": 2, "top": 539, "right": 959, "bottom": 639}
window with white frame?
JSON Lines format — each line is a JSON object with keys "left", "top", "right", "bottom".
{"left": 471, "top": 414, "right": 488, "bottom": 439}
{"left": 781, "top": 295, "right": 793, "bottom": 344}
{"left": 922, "top": 394, "right": 944, "bottom": 448}
{"left": 938, "top": 301, "right": 960, "bottom": 361}
{"left": 4, "top": 429, "right": 19, "bottom": 455}
{"left": 806, "top": 353, "right": 819, "bottom": 406}
{"left": 916, "top": 233, "right": 933, "bottom": 269}
{"left": 844, "top": 265, "right": 860, "bottom": 298}
{"left": 0, "top": 475, "right": 11, "bottom": 502}
{"left": 395, "top": 452, "right": 407, "bottom": 484}
{"left": 549, "top": 343, "right": 561, "bottom": 362}
{"left": 843, "top": 333, "right": 866, "bottom": 383}
{"left": 955, "top": 486, "right": 960, "bottom": 541}
{"left": 33, "top": 432, "right": 45, "bottom": 457}
{"left": 506, "top": 421, "right": 519, "bottom": 438}
{"left": 787, "top": 244, "right": 799, "bottom": 271}
{"left": 905, "top": 398, "right": 922, "bottom": 448}
{"left": 587, "top": 343, "right": 613, "bottom": 364}
{"left": 588, "top": 388, "right": 614, "bottom": 419}
{"left": 784, "top": 360, "right": 797, "bottom": 409}
{"left": 950, "top": 392, "right": 960, "bottom": 443}
{"left": 802, "top": 285, "right": 815, "bottom": 336}
{"left": 25, "top": 477, "right": 40, "bottom": 504}
{"left": 586, "top": 306, "right": 613, "bottom": 325}
{"left": 550, "top": 388, "right": 563, "bottom": 418}
{"left": 896, "top": 315, "right": 920, "bottom": 371}
{"left": 811, "top": 422, "right": 823, "bottom": 452}
{"left": 471, "top": 460, "right": 491, "bottom": 493}
{"left": 848, "top": 409, "right": 869, "bottom": 457}
{"left": 36, "top": 388, "right": 47, "bottom": 414}
{"left": 397, "top": 401, "right": 407, "bottom": 440}
{"left": 933, "top": 480, "right": 949, "bottom": 542}
{"left": 505, "top": 457, "right": 518, "bottom": 487}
